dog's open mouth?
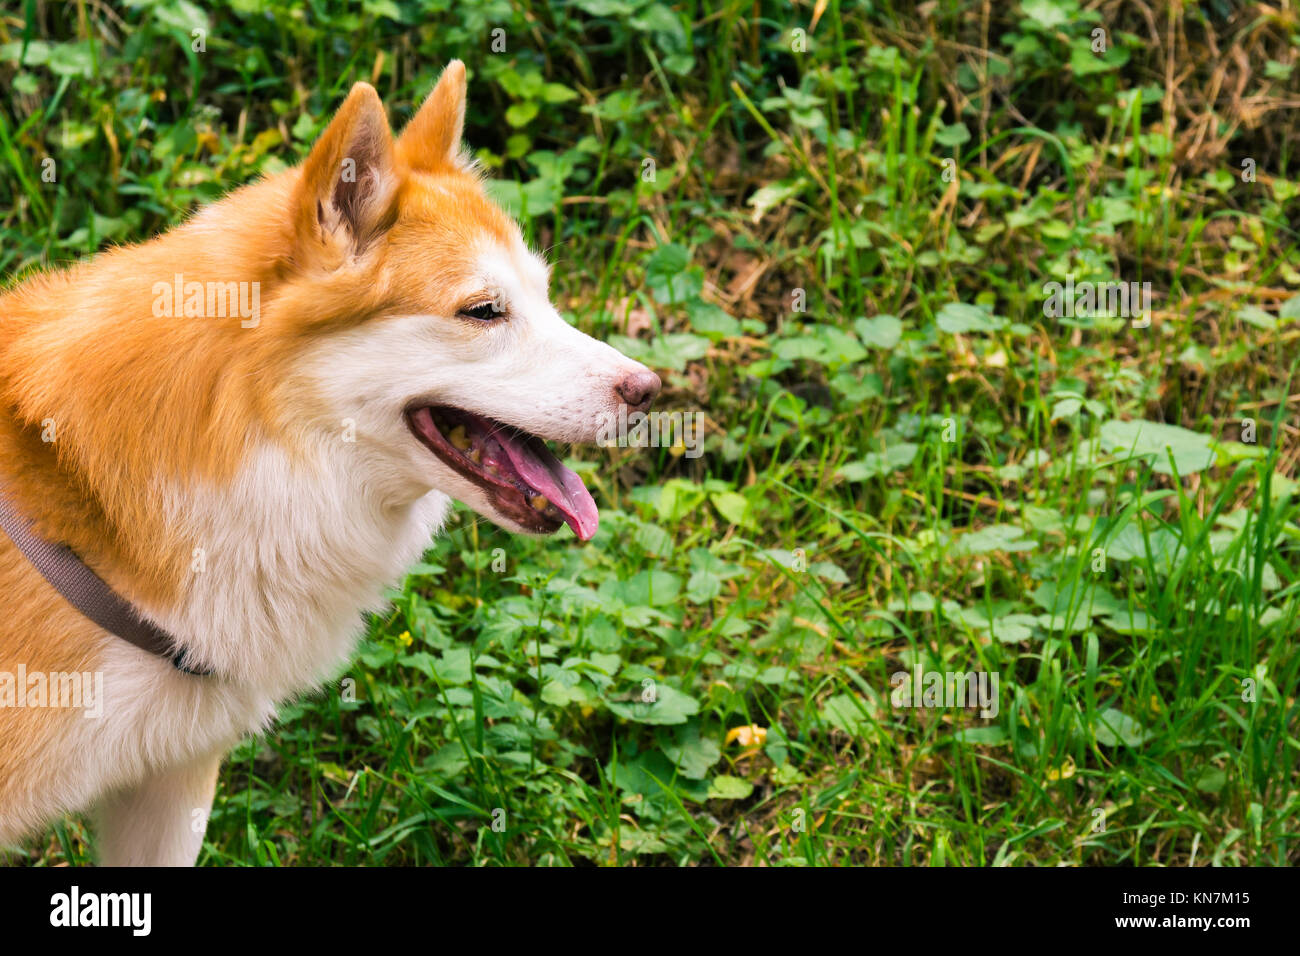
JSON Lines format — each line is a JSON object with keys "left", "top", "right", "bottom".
{"left": 407, "top": 406, "right": 599, "bottom": 541}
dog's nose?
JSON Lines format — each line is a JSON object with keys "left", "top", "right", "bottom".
{"left": 615, "top": 368, "right": 661, "bottom": 412}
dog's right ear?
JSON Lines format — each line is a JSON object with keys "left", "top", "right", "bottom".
{"left": 396, "top": 60, "right": 468, "bottom": 173}
{"left": 292, "top": 82, "right": 398, "bottom": 265}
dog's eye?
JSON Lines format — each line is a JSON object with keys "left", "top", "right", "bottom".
{"left": 459, "top": 302, "right": 503, "bottom": 321}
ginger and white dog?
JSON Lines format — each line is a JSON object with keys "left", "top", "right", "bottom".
{"left": 0, "top": 61, "right": 659, "bottom": 865}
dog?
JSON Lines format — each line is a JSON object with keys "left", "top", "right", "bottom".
{"left": 0, "top": 60, "right": 660, "bottom": 865}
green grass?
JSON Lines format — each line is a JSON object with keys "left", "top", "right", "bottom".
{"left": 4, "top": 0, "right": 1299, "bottom": 866}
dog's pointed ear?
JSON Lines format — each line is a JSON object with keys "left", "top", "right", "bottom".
{"left": 397, "top": 60, "right": 468, "bottom": 172}
{"left": 293, "top": 82, "right": 398, "bottom": 260}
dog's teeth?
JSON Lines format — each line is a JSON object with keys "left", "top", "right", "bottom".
{"left": 531, "top": 494, "right": 550, "bottom": 511}
{"left": 469, "top": 448, "right": 482, "bottom": 464}
{"left": 449, "top": 425, "right": 471, "bottom": 450}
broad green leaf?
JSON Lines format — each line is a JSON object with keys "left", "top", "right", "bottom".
{"left": 663, "top": 726, "right": 722, "bottom": 780}
{"left": 839, "top": 443, "right": 918, "bottom": 482}
{"left": 951, "top": 524, "right": 1037, "bottom": 556}
{"left": 936, "top": 302, "right": 1008, "bottom": 334}
{"left": 854, "top": 314, "right": 902, "bottom": 349}
{"left": 1099, "top": 419, "right": 1216, "bottom": 475}
{"left": 1235, "top": 305, "right": 1276, "bottom": 330}
{"left": 604, "top": 570, "right": 681, "bottom": 607}
{"left": 710, "top": 490, "right": 752, "bottom": 528}
{"left": 1093, "top": 707, "right": 1150, "bottom": 747}
{"left": 505, "top": 101, "right": 539, "bottom": 127}
{"left": 1279, "top": 294, "right": 1300, "bottom": 321}
{"left": 1020, "top": 0, "right": 1074, "bottom": 30}
{"left": 821, "top": 693, "right": 871, "bottom": 735}
{"left": 707, "top": 774, "right": 754, "bottom": 799}
{"left": 934, "top": 122, "right": 971, "bottom": 146}
{"left": 606, "top": 683, "right": 700, "bottom": 725}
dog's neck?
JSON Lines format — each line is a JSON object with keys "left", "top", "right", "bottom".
{"left": 139, "top": 438, "right": 449, "bottom": 693}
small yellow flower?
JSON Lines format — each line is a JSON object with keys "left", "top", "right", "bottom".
{"left": 397, "top": 630, "right": 413, "bottom": 647}
{"left": 1046, "top": 756, "right": 1076, "bottom": 782}
{"left": 725, "top": 724, "right": 768, "bottom": 748}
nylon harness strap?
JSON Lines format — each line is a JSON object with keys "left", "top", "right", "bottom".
{"left": 0, "top": 493, "right": 209, "bottom": 676}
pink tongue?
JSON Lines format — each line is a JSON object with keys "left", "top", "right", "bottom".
{"left": 494, "top": 430, "right": 599, "bottom": 541}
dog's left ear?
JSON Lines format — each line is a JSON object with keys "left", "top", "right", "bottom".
{"left": 293, "top": 81, "right": 398, "bottom": 263}
{"left": 397, "top": 60, "right": 468, "bottom": 172}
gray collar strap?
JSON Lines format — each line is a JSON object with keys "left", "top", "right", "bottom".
{"left": 0, "top": 492, "right": 209, "bottom": 676}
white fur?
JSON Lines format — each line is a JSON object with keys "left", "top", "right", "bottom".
{"left": 295, "top": 238, "right": 649, "bottom": 532}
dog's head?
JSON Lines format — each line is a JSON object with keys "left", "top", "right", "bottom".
{"left": 278, "top": 62, "right": 658, "bottom": 540}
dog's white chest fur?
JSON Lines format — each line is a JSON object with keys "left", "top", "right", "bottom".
{"left": 72, "top": 440, "right": 450, "bottom": 809}
{"left": 159, "top": 439, "right": 450, "bottom": 693}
